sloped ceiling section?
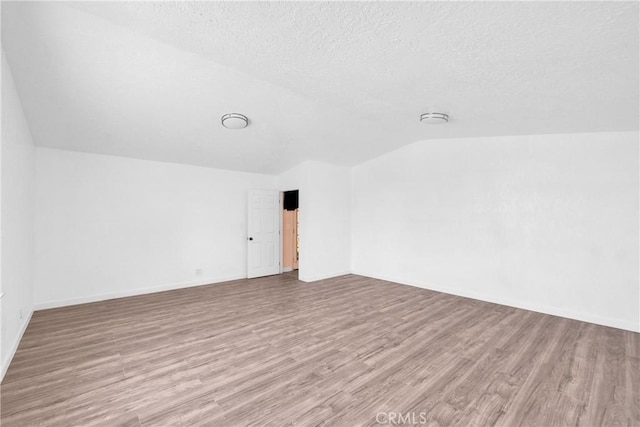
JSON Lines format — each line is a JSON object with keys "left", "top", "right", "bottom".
{"left": 2, "top": 2, "right": 638, "bottom": 174}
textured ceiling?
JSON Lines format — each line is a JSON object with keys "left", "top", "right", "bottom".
{"left": 2, "top": 1, "right": 638, "bottom": 174}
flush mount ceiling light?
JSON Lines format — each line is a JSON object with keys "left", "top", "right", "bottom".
{"left": 221, "top": 113, "right": 249, "bottom": 129}
{"left": 420, "top": 112, "right": 449, "bottom": 124}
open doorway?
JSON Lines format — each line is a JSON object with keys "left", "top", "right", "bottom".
{"left": 282, "top": 190, "right": 299, "bottom": 277}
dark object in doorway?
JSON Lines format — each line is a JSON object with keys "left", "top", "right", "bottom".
{"left": 284, "top": 190, "right": 298, "bottom": 211}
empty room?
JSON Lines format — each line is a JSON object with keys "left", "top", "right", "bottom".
{"left": 1, "top": 1, "right": 638, "bottom": 426}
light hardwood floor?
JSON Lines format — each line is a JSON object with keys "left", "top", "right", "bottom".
{"left": 1, "top": 273, "right": 638, "bottom": 426}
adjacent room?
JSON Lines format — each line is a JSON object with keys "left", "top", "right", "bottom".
{"left": 1, "top": 2, "right": 638, "bottom": 426}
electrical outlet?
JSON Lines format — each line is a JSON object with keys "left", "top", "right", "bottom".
{"left": 195, "top": 268, "right": 202, "bottom": 277}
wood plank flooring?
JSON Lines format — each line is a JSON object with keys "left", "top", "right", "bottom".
{"left": 1, "top": 273, "right": 638, "bottom": 426}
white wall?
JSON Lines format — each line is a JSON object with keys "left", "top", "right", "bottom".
{"left": 34, "top": 150, "right": 353, "bottom": 307}
{"left": 279, "top": 161, "right": 351, "bottom": 282}
{"left": 34, "top": 148, "right": 276, "bottom": 308}
{"left": 352, "top": 132, "right": 640, "bottom": 332}
{"left": 1, "top": 51, "right": 36, "bottom": 379}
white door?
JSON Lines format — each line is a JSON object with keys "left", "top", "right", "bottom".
{"left": 247, "top": 190, "right": 280, "bottom": 278}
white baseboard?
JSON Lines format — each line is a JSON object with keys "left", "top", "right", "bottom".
{"left": 1, "top": 307, "right": 34, "bottom": 382}
{"left": 352, "top": 270, "right": 639, "bottom": 333}
{"left": 299, "top": 271, "right": 352, "bottom": 283}
{"left": 33, "top": 271, "right": 353, "bottom": 310}
{"left": 34, "top": 274, "right": 246, "bottom": 311}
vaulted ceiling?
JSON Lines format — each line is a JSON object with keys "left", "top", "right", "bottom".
{"left": 2, "top": 2, "right": 638, "bottom": 174}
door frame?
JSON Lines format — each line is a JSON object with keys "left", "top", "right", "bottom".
{"left": 280, "top": 189, "right": 300, "bottom": 275}
{"left": 279, "top": 192, "right": 284, "bottom": 274}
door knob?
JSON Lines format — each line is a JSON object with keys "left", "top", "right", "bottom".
{"left": 248, "top": 237, "right": 253, "bottom": 241}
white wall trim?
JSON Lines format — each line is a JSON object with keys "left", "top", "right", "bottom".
{"left": 352, "top": 271, "right": 640, "bottom": 333}
{"left": 299, "top": 271, "right": 352, "bottom": 283}
{"left": 34, "top": 274, "right": 245, "bottom": 311}
{"left": 1, "top": 307, "right": 34, "bottom": 382}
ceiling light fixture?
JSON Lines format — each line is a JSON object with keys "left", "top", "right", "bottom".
{"left": 420, "top": 112, "right": 449, "bottom": 124}
{"left": 221, "top": 113, "right": 249, "bottom": 129}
